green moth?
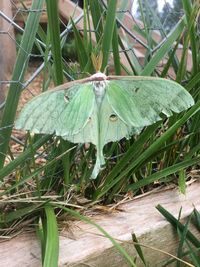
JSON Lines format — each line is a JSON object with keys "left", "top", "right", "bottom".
{"left": 15, "top": 72, "right": 194, "bottom": 178}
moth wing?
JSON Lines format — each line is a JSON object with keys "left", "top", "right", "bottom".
{"left": 15, "top": 83, "right": 95, "bottom": 136}
{"left": 107, "top": 78, "right": 194, "bottom": 128}
{"left": 100, "top": 94, "right": 142, "bottom": 145}
{"left": 62, "top": 104, "right": 98, "bottom": 145}
{"left": 106, "top": 81, "right": 149, "bottom": 128}
{"left": 62, "top": 104, "right": 99, "bottom": 179}
{"left": 63, "top": 93, "right": 138, "bottom": 179}
{"left": 57, "top": 83, "right": 95, "bottom": 136}
{"left": 15, "top": 89, "right": 67, "bottom": 134}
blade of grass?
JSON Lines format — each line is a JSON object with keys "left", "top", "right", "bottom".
{"left": 43, "top": 205, "right": 59, "bottom": 267}
{"left": 182, "top": 0, "right": 198, "bottom": 75}
{"left": 71, "top": 18, "right": 89, "bottom": 71}
{"left": 0, "top": 0, "right": 44, "bottom": 168}
{"left": 177, "top": 214, "right": 192, "bottom": 267}
{"left": 0, "top": 203, "right": 42, "bottom": 224}
{"left": 186, "top": 72, "right": 200, "bottom": 92}
{"left": 185, "top": 240, "right": 200, "bottom": 267}
{"left": 127, "top": 156, "right": 200, "bottom": 191}
{"left": 112, "top": 24, "right": 121, "bottom": 75}
{"left": 0, "top": 135, "right": 50, "bottom": 181}
{"left": 0, "top": 146, "right": 76, "bottom": 197}
{"left": 46, "top": 0, "right": 63, "bottom": 85}
{"left": 132, "top": 233, "right": 147, "bottom": 265}
{"left": 36, "top": 217, "right": 45, "bottom": 264}
{"left": 178, "top": 169, "right": 186, "bottom": 195}
{"left": 156, "top": 205, "right": 200, "bottom": 248}
{"left": 160, "top": 39, "right": 180, "bottom": 77}
{"left": 56, "top": 204, "right": 137, "bottom": 267}
{"left": 141, "top": 17, "right": 185, "bottom": 76}
{"left": 101, "top": 0, "right": 117, "bottom": 72}
{"left": 193, "top": 208, "right": 200, "bottom": 231}
{"left": 89, "top": 0, "right": 103, "bottom": 43}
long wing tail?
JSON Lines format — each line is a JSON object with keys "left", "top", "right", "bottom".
{"left": 91, "top": 147, "right": 105, "bottom": 179}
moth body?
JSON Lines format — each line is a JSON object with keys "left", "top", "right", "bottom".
{"left": 92, "top": 80, "right": 106, "bottom": 105}
{"left": 92, "top": 72, "right": 107, "bottom": 106}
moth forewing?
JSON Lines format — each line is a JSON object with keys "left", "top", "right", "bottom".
{"left": 15, "top": 90, "right": 66, "bottom": 134}
{"left": 57, "top": 83, "right": 95, "bottom": 136}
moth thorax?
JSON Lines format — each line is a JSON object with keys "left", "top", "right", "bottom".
{"left": 93, "top": 80, "right": 106, "bottom": 104}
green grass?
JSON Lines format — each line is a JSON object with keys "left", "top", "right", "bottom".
{"left": 0, "top": 0, "right": 200, "bottom": 266}
{"left": 157, "top": 206, "right": 200, "bottom": 266}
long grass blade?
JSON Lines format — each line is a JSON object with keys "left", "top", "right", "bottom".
{"left": 43, "top": 205, "right": 59, "bottom": 267}
{"left": 182, "top": 0, "right": 198, "bottom": 75}
{"left": 0, "top": 135, "right": 50, "bottom": 181}
{"left": 0, "top": 0, "right": 44, "bottom": 168}
{"left": 56, "top": 204, "right": 137, "bottom": 267}
{"left": 71, "top": 18, "right": 89, "bottom": 71}
{"left": 101, "top": 0, "right": 117, "bottom": 71}
{"left": 46, "top": 0, "right": 63, "bottom": 85}
{"left": 127, "top": 156, "right": 200, "bottom": 191}
{"left": 156, "top": 205, "right": 200, "bottom": 248}
{"left": 132, "top": 233, "right": 147, "bottom": 265}
{"left": 89, "top": 0, "right": 103, "bottom": 43}
{"left": 141, "top": 17, "right": 185, "bottom": 75}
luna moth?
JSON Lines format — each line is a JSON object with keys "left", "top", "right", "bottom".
{"left": 15, "top": 72, "right": 194, "bottom": 178}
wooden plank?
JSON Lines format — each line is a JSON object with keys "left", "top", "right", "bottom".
{"left": 0, "top": 0, "right": 16, "bottom": 107}
{"left": 1, "top": 182, "right": 200, "bottom": 266}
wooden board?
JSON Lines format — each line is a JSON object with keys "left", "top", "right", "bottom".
{"left": 1, "top": 182, "right": 200, "bottom": 267}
